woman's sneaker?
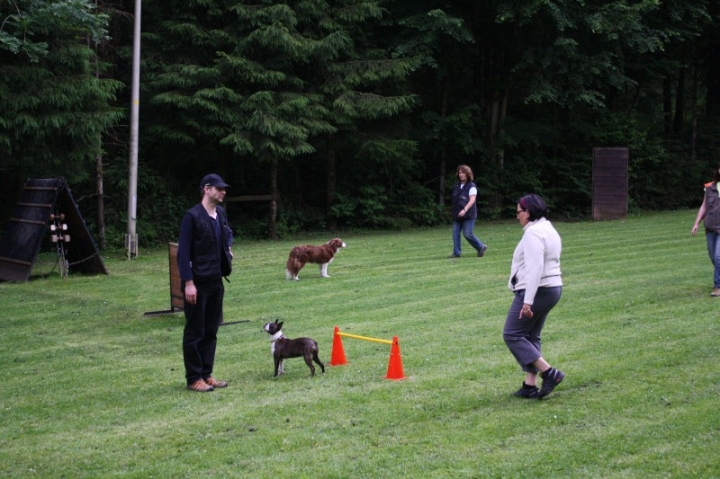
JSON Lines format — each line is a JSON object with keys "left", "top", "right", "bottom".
{"left": 512, "top": 382, "right": 539, "bottom": 398}
{"left": 538, "top": 368, "right": 565, "bottom": 399}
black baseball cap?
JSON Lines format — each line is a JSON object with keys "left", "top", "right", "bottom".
{"left": 200, "top": 173, "right": 229, "bottom": 190}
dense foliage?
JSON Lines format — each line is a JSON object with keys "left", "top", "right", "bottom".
{"left": 2, "top": 0, "right": 720, "bottom": 245}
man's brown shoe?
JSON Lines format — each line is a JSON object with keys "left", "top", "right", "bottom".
{"left": 711, "top": 288, "right": 720, "bottom": 297}
{"left": 187, "top": 379, "right": 214, "bottom": 392}
{"left": 204, "top": 377, "right": 228, "bottom": 388}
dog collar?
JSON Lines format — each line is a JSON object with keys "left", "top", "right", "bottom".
{"left": 269, "top": 331, "right": 284, "bottom": 342}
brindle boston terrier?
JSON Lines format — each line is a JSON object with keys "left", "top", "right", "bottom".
{"left": 263, "top": 320, "right": 325, "bottom": 377}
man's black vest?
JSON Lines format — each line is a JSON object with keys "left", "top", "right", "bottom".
{"left": 185, "top": 204, "right": 232, "bottom": 281}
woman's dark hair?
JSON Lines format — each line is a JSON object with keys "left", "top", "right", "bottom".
{"left": 713, "top": 163, "right": 720, "bottom": 183}
{"left": 518, "top": 194, "right": 549, "bottom": 221}
{"left": 456, "top": 164, "right": 474, "bottom": 181}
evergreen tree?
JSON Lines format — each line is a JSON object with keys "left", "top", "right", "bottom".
{"left": 0, "top": 0, "right": 123, "bottom": 184}
{"left": 5, "top": 0, "right": 720, "bottom": 240}
{"left": 390, "top": 4, "right": 481, "bottom": 208}
{"left": 141, "top": 0, "right": 419, "bottom": 235}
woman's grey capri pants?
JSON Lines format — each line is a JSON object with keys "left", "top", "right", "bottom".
{"left": 503, "top": 286, "right": 562, "bottom": 373}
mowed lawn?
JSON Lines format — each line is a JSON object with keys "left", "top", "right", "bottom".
{"left": 0, "top": 210, "right": 718, "bottom": 478}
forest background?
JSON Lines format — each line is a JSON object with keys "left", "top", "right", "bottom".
{"left": 2, "top": 0, "right": 720, "bottom": 246}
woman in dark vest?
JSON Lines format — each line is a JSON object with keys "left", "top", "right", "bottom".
{"left": 691, "top": 162, "right": 720, "bottom": 296}
{"left": 449, "top": 164, "right": 488, "bottom": 258}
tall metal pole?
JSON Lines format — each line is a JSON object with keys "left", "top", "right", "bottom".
{"left": 126, "top": 0, "right": 141, "bottom": 259}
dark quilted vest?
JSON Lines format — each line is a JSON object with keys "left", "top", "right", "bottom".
{"left": 704, "top": 182, "right": 720, "bottom": 232}
{"left": 451, "top": 181, "right": 478, "bottom": 221}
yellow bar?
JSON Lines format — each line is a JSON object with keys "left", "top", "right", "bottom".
{"left": 337, "top": 332, "right": 392, "bottom": 345}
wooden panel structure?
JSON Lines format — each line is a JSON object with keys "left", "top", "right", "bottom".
{"left": 143, "top": 242, "right": 183, "bottom": 316}
{"left": 0, "top": 178, "right": 107, "bottom": 282}
{"left": 593, "top": 147, "right": 629, "bottom": 220}
{"left": 168, "top": 242, "right": 184, "bottom": 311}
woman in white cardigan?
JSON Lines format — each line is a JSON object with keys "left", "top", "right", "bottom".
{"left": 504, "top": 194, "right": 565, "bottom": 399}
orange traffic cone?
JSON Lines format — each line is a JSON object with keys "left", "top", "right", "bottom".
{"left": 385, "top": 336, "right": 405, "bottom": 380}
{"left": 330, "top": 326, "right": 348, "bottom": 366}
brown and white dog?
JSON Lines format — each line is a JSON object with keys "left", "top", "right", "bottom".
{"left": 285, "top": 238, "right": 346, "bottom": 280}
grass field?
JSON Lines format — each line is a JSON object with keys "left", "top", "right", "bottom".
{"left": 1, "top": 210, "right": 718, "bottom": 478}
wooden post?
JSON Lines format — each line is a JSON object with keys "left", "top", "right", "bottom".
{"left": 592, "top": 147, "right": 629, "bottom": 220}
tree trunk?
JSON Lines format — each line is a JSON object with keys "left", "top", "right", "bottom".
{"left": 488, "top": 89, "right": 507, "bottom": 212}
{"left": 488, "top": 97, "right": 498, "bottom": 164}
{"left": 663, "top": 75, "right": 673, "bottom": 137}
{"left": 91, "top": 35, "right": 106, "bottom": 250}
{"left": 691, "top": 62, "right": 698, "bottom": 163}
{"left": 269, "top": 160, "right": 278, "bottom": 240}
{"left": 487, "top": 88, "right": 508, "bottom": 169}
{"left": 439, "top": 90, "right": 448, "bottom": 206}
{"left": 673, "top": 68, "right": 685, "bottom": 135}
{"left": 96, "top": 154, "right": 106, "bottom": 250}
{"left": 497, "top": 88, "right": 508, "bottom": 170}
{"left": 439, "top": 147, "right": 447, "bottom": 206}
{"left": 705, "top": 45, "right": 720, "bottom": 121}
{"left": 326, "top": 133, "right": 337, "bottom": 229}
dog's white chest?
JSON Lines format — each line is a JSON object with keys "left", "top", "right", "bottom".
{"left": 269, "top": 331, "right": 284, "bottom": 355}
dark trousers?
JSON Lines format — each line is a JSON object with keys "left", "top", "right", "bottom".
{"left": 183, "top": 279, "right": 224, "bottom": 384}
{"left": 503, "top": 286, "right": 562, "bottom": 373}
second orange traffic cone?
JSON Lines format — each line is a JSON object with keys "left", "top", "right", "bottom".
{"left": 330, "top": 326, "right": 347, "bottom": 366}
{"left": 385, "top": 336, "right": 405, "bottom": 380}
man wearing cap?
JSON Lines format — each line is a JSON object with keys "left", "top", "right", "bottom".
{"left": 177, "top": 173, "right": 234, "bottom": 392}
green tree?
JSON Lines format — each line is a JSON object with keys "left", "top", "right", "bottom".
{"left": 140, "top": 0, "right": 419, "bottom": 236}
{"left": 7, "top": 0, "right": 720, "bottom": 241}
{"left": 390, "top": 5, "right": 481, "bottom": 209}
{"left": 0, "top": 0, "right": 123, "bottom": 184}
{"left": 307, "top": 1, "right": 419, "bottom": 229}
{"left": 462, "top": 0, "right": 706, "bottom": 214}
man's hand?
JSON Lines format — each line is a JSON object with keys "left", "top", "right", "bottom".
{"left": 185, "top": 281, "right": 197, "bottom": 305}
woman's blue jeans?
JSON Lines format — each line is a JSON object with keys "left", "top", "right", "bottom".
{"left": 452, "top": 218, "right": 485, "bottom": 256}
{"left": 706, "top": 231, "right": 720, "bottom": 288}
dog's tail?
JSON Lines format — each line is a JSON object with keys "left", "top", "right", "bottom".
{"left": 286, "top": 250, "right": 301, "bottom": 280}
